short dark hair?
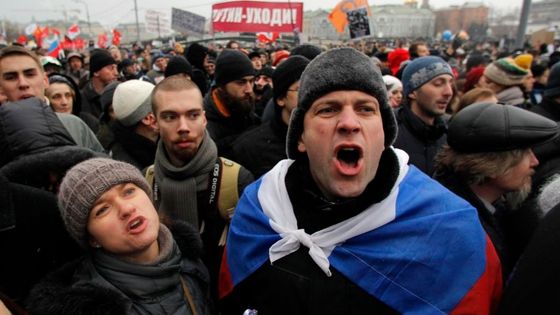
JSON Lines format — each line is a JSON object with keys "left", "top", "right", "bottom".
{"left": 0, "top": 45, "right": 44, "bottom": 72}
{"left": 151, "top": 75, "right": 201, "bottom": 114}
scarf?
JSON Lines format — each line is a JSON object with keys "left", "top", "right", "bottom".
{"left": 93, "top": 224, "right": 180, "bottom": 300}
{"left": 154, "top": 132, "right": 217, "bottom": 227}
{"left": 260, "top": 148, "right": 409, "bottom": 276}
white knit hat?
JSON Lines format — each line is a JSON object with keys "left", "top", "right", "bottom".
{"left": 112, "top": 80, "right": 155, "bottom": 126}
{"left": 383, "top": 75, "right": 402, "bottom": 93}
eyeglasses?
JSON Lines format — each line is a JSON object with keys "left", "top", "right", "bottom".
{"left": 287, "top": 89, "right": 299, "bottom": 92}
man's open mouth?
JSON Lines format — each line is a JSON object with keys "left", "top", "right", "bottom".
{"left": 336, "top": 146, "right": 362, "bottom": 168}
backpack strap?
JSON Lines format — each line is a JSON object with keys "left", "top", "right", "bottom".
{"left": 144, "top": 164, "right": 160, "bottom": 202}
{"left": 216, "top": 157, "right": 241, "bottom": 246}
{"left": 217, "top": 157, "right": 240, "bottom": 220}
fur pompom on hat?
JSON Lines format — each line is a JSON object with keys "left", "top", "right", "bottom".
{"left": 58, "top": 158, "right": 152, "bottom": 248}
{"left": 483, "top": 57, "right": 529, "bottom": 87}
{"left": 112, "top": 80, "right": 155, "bottom": 127}
{"left": 402, "top": 56, "right": 453, "bottom": 97}
{"left": 286, "top": 47, "right": 397, "bottom": 160}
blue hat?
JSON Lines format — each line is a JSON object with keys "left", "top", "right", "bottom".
{"left": 402, "top": 56, "right": 453, "bottom": 97}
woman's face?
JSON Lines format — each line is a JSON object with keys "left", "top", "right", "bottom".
{"left": 389, "top": 87, "right": 403, "bottom": 108}
{"left": 87, "top": 183, "right": 160, "bottom": 263}
{"left": 46, "top": 83, "right": 74, "bottom": 114}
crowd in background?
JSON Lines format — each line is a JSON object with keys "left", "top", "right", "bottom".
{"left": 1, "top": 34, "right": 560, "bottom": 314}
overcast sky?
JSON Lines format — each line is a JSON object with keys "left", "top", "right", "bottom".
{"left": 1, "top": 0, "right": 523, "bottom": 28}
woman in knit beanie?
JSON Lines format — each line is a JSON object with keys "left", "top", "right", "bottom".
{"left": 27, "top": 158, "right": 211, "bottom": 315}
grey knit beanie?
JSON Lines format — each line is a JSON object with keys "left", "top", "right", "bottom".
{"left": 58, "top": 158, "right": 152, "bottom": 248}
{"left": 286, "top": 47, "right": 397, "bottom": 160}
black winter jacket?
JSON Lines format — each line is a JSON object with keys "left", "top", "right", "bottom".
{"left": 393, "top": 105, "right": 447, "bottom": 175}
{"left": 0, "top": 98, "right": 76, "bottom": 167}
{"left": 230, "top": 107, "right": 287, "bottom": 178}
{"left": 530, "top": 96, "right": 560, "bottom": 122}
{"left": 0, "top": 146, "right": 101, "bottom": 301}
{"left": 203, "top": 90, "right": 260, "bottom": 158}
{"left": 109, "top": 121, "right": 157, "bottom": 170}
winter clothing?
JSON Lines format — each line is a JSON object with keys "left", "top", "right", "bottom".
{"left": 0, "top": 99, "right": 102, "bottom": 300}
{"left": 463, "top": 66, "right": 485, "bottom": 93}
{"left": 402, "top": 56, "right": 454, "bottom": 98}
{"left": 383, "top": 75, "right": 402, "bottom": 94}
{"left": 185, "top": 43, "right": 210, "bottom": 95}
{"left": 496, "top": 201, "right": 560, "bottom": 314}
{"left": 484, "top": 57, "right": 529, "bottom": 87}
{"left": 496, "top": 86, "right": 528, "bottom": 107}
{"left": 112, "top": 80, "right": 154, "bottom": 127}
{"left": 108, "top": 121, "right": 157, "bottom": 170}
{"left": 48, "top": 73, "right": 99, "bottom": 133}
{"left": 544, "top": 62, "right": 560, "bottom": 98}
{"left": 393, "top": 104, "right": 447, "bottom": 175}
{"left": 434, "top": 169, "right": 532, "bottom": 280}
{"left": 55, "top": 112, "right": 105, "bottom": 153}
{"left": 531, "top": 96, "right": 560, "bottom": 121}
{"left": 287, "top": 48, "right": 397, "bottom": 160}
{"left": 80, "top": 80, "right": 103, "bottom": 119}
{"left": 221, "top": 149, "right": 502, "bottom": 314}
{"left": 0, "top": 98, "right": 75, "bottom": 167}
{"left": 203, "top": 89, "right": 260, "bottom": 158}
{"left": 214, "top": 50, "right": 255, "bottom": 86}
{"left": 272, "top": 55, "right": 309, "bottom": 102}
{"left": 448, "top": 103, "right": 558, "bottom": 153}
{"left": 57, "top": 158, "right": 152, "bottom": 248}
{"left": 230, "top": 107, "right": 288, "bottom": 178}
{"left": 26, "top": 221, "right": 211, "bottom": 315}
{"left": 272, "top": 50, "right": 290, "bottom": 67}
{"left": 291, "top": 43, "right": 322, "bottom": 60}
{"left": 89, "top": 49, "right": 116, "bottom": 75}
{"left": 152, "top": 132, "right": 254, "bottom": 303}
{"left": 387, "top": 48, "right": 409, "bottom": 75}
{"left": 165, "top": 56, "right": 193, "bottom": 78}
{"left": 99, "top": 81, "right": 120, "bottom": 123}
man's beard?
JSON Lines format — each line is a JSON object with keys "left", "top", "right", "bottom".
{"left": 254, "top": 84, "right": 271, "bottom": 96}
{"left": 504, "top": 184, "right": 532, "bottom": 211}
{"left": 217, "top": 87, "right": 255, "bottom": 115}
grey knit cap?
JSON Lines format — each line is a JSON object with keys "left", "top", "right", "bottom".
{"left": 402, "top": 56, "right": 453, "bottom": 97}
{"left": 286, "top": 47, "right": 397, "bottom": 160}
{"left": 58, "top": 158, "right": 152, "bottom": 248}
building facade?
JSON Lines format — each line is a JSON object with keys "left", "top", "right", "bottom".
{"left": 434, "top": 2, "right": 489, "bottom": 35}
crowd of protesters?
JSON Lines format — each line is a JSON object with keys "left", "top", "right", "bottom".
{"left": 1, "top": 34, "right": 560, "bottom": 314}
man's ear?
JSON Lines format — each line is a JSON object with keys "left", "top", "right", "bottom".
{"left": 277, "top": 96, "right": 286, "bottom": 108}
{"left": 143, "top": 112, "right": 158, "bottom": 131}
{"left": 297, "top": 134, "right": 306, "bottom": 153}
{"left": 408, "top": 91, "right": 416, "bottom": 100}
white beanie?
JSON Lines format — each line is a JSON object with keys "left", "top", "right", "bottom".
{"left": 112, "top": 80, "right": 155, "bottom": 126}
{"left": 383, "top": 75, "right": 402, "bottom": 93}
